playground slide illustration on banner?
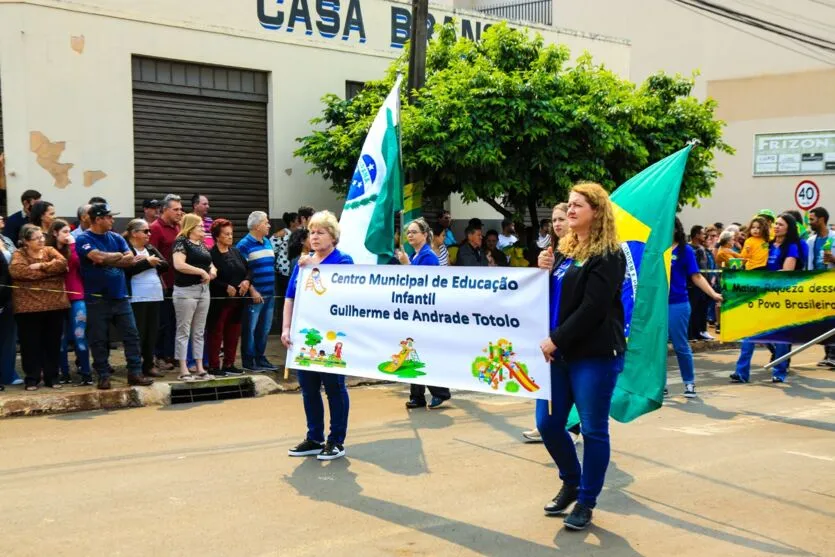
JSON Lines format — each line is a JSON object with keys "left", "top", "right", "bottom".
{"left": 378, "top": 337, "right": 427, "bottom": 379}
{"left": 471, "top": 339, "right": 539, "bottom": 394}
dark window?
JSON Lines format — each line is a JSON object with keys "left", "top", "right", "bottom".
{"left": 346, "top": 81, "right": 366, "bottom": 100}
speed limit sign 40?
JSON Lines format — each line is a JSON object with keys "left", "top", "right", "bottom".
{"left": 795, "top": 180, "right": 820, "bottom": 211}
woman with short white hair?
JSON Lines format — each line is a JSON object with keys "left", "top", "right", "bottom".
{"left": 282, "top": 210, "right": 354, "bottom": 461}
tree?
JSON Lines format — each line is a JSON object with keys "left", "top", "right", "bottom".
{"left": 304, "top": 328, "right": 323, "bottom": 349}
{"left": 295, "top": 22, "right": 734, "bottom": 227}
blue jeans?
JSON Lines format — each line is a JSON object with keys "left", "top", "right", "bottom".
{"left": 668, "top": 302, "right": 695, "bottom": 384}
{"left": 536, "top": 355, "right": 623, "bottom": 508}
{"left": 241, "top": 296, "right": 275, "bottom": 363}
{"left": 87, "top": 298, "right": 143, "bottom": 379}
{"left": 61, "top": 300, "right": 91, "bottom": 377}
{"left": 297, "top": 370, "right": 350, "bottom": 445}
{"left": 0, "top": 307, "right": 21, "bottom": 385}
{"left": 736, "top": 340, "right": 790, "bottom": 382}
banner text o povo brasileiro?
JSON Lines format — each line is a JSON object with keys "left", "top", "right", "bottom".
{"left": 287, "top": 264, "right": 551, "bottom": 400}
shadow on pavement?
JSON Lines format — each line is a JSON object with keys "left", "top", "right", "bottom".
{"left": 284, "top": 458, "right": 568, "bottom": 556}
{"left": 663, "top": 398, "right": 738, "bottom": 421}
{"left": 603, "top": 462, "right": 812, "bottom": 556}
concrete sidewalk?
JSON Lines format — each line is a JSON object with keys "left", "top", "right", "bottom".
{"left": 0, "top": 335, "right": 738, "bottom": 418}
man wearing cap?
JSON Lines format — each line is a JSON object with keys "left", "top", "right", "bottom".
{"left": 76, "top": 204, "right": 153, "bottom": 390}
{"left": 143, "top": 199, "right": 160, "bottom": 224}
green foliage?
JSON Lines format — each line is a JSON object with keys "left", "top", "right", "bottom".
{"left": 295, "top": 22, "right": 734, "bottom": 219}
{"left": 304, "top": 328, "right": 323, "bottom": 348}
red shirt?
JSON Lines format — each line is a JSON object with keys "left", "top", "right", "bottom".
{"left": 150, "top": 218, "right": 180, "bottom": 289}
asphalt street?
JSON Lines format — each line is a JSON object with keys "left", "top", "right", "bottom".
{"left": 1, "top": 347, "right": 833, "bottom": 556}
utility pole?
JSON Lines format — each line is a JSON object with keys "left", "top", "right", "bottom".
{"left": 402, "top": 0, "right": 429, "bottom": 231}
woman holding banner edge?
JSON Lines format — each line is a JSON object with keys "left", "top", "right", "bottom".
{"left": 282, "top": 211, "right": 354, "bottom": 461}
{"left": 731, "top": 213, "right": 801, "bottom": 384}
{"left": 536, "top": 183, "right": 625, "bottom": 531}
{"left": 396, "top": 217, "right": 452, "bottom": 410}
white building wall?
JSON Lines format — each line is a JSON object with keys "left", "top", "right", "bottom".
{"left": 554, "top": 0, "right": 835, "bottom": 227}
{"left": 0, "top": 0, "right": 630, "bottom": 222}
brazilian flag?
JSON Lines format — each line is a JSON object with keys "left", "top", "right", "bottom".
{"left": 610, "top": 145, "right": 692, "bottom": 422}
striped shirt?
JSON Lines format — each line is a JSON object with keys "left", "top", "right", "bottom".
{"left": 236, "top": 233, "right": 275, "bottom": 295}
{"left": 437, "top": 244, "right": 450, "bottom": 266}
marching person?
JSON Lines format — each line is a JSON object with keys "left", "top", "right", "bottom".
{"left": 46, "top": 219, "right": 92, "bottom": 385}
{"left": 668, "top": 218, "right": 722, "bottom": 398}
{"left": 172, "top": 214, "right": 216, "bottom": 381}
{"left": 731, "top": 213, "right": 801, "bottom": 384}
{"left": 124, "top": 219, "right": 169, "bottom": 379}
{"left": 806, "top": 207, "right": 835, "bottom": 367}
{"left": 535, "top": 183, "right": 625, "bottom": 531}
{"left": 207, "top": 219, "right": 251, "bottom": 376}
{"left": 76, "top": 204, "right": 153, "bottom": 390}
{"left": 9, "top": 224, "right": 69, "bottom": 390}
{"left": 524, "top": 203, "right": 582, "bottom": 444}
{"left": 282, "top": 210, "right": 353, "bottom": 461}
{"left": 397, "top": 218, "right": 452, "bottom": 410}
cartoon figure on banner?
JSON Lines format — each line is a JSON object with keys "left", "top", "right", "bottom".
{"left": 378, "top": 337, "right": 427, "bottom": 379}
{"left": 471, "top": 339, "right": 539, "bottom": 394}
{"left": 294, "top": 328, "right": 347, "bottom": 368}
{"left": 305, "top": 268, "right": 327, "bottom": 295}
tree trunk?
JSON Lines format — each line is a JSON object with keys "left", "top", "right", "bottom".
{"left": 480, "top": 197, "right": 513, "bottom": 220}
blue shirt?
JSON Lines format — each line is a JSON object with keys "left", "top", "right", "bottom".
{"left": 767, "top": 242, "right": 799, "bottom": 271}
{"left": 75, "top": 230, "right": 130, "bottom": 301}
{"left": 236, "top": 234, "right": 276, "bottom": 296}
{"left": 444, "top": 229, "right": 456, "bottom": 247}
{"left": 549, "top": 258, "right": 574, "bottom": 331}
{"left": 669, "top": 244, "right": 699, "bottom": 305}
{"left": 286, "top": 248, "right": 354, "bottom": 300}
{"left": 4, "top": 210, "right": 27, "bottom": 246}
{"left": 410, "top": 243, "right": 439, "bottom": 266}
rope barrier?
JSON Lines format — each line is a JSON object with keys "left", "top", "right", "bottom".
{"left": 0, "top": 283, "right": 286, "bottom": 302}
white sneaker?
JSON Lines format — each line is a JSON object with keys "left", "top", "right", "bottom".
{"left": 699, "top": 332, "right": 715, "bottom": 341}
{"left": 11, "top": 378, "right": 24, "bottom": 386}
{"left": 684, "top": 383, "right": 697, "bottom": 398}
{"left": 522, "top": 429, "right": 542, "bottom": 443}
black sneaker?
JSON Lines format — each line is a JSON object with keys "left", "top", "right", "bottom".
{"left": 729, "top": 373, "right": 746, "bottom": 384}
{"left": 75, "top": 376, "right": 94, "bottom": 387}
{"left": 223, "top": 366, "right": 245, "bottom": 376}
{"left": 58, "top": 375, "right": 72, "bottom": 385}
{"left": 242, "top": 360, "right": 263, "bottom": 373}
{"left": 256, "top": 358, "right": 279, "bottom": 372}
{"left": 684, "top": 383, "right": 697, "bottom": 398}
{"left": 564, "top": 503, "right": 593, "bottom": 530}
{"left": 288, "top": 439, "right": 325, "bottom": 457}
{"left": 771, "top": 376, "right": 785, "bottom": 383}
{"left": 405, "top": 399, "right": 426, "bottom": 409}
{"left": 428, "top": 396, "right": 447, "bottom": 409}
{"left": 544, "top": 484, "right": 578, "bottom": 516}
{"left": 209, "top": 368, "right": 227, "bottom": 377}
{"left": 317, "top": 442, "right": 346, "bottom": 461}
{"left": 663, "top": 387, "right": 669, "bottom": 396}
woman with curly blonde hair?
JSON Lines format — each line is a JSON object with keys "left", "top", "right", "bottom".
{"left": 535, "top": 182, "right": 626, "bottom": 531}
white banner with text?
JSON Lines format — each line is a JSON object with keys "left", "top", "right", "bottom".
{"left": 287, "top": 265, "right": 551, "bottom": 400}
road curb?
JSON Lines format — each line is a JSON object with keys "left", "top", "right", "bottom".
{"left": 0, "top": 341, "right": 736, "bottom": 418}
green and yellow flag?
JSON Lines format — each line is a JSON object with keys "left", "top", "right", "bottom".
{"left": 609, "top": 145, "right": 692, "bottom": 422}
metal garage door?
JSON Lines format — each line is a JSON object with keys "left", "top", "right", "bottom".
{"left": 132, "top": 57, "right": 269, "bottom": 238}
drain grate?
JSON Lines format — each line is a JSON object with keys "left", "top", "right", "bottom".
{"left": 170, "top": 377, "right": 256, "bottom": 405}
